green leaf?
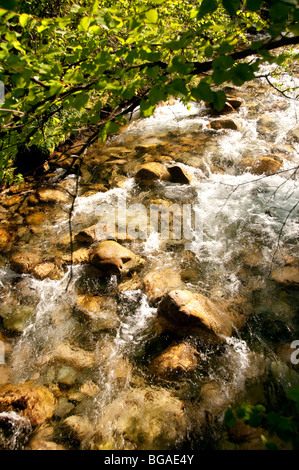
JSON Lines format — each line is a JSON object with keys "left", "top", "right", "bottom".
{"left": 140, "top": 99, "right": 156, "bottom": 117}
{"left": 222, "top": 0, "right": 241, "bottom": 15}
{"left": 205, "top": 45, "right": 214, "bottom": 58}
{"left": 73, "top": 92, "right": 90, "bottom": 111}
{"left": 245, "top": 0, "right": 263, "bottom": 11}
{"left": 145, "top": 9, "right": 158, "bottom": 23}
{"left": 19, "top": 13, "right": 29, "bottom": 28}
{"left": 79, "top": 17, "right": 90, "bottom": 31}
{"left": 224, "top": 408, "right": 236, "bottom": 427}
{"left": 197, "top": 0, "right": 218, "bottom": 19}
{"left": 191, "top": 80, "right": 214, "bottom": 102}
{"left": 213, "top": 90, "right": 227, "bottom": 111}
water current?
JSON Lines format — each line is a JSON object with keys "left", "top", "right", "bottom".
{"left": 0, "top": 65, "right": 298, "bottom": 450}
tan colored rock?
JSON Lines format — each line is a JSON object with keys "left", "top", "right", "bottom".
{"left": 135, "top": 162, "right": 170, "bottom": 183}
{"left": 208, "top": 119, "right": 239, "bottom": 131}
{"left": 60, "top": 415, "right": 94, "bottom": 447}
{"left": 32, "top": 262, "right": 56, "bottom": 280}
{"left": 271, "top": 266, "right": 299, "bottom": 285}
{"left": 37, "top": 188, "right": 69, "bottom": 204}
{"left": 241, "top": 156, "right": 282, "bottom": 175}
{"left": 27, "top": 425, "right": 66, "bottom": 450}
{"left": 143, "top": 268, "right": 184, "bottom": 304}
{"left": 156, "top": 289, "right": 236, "bottom": 342}
{"left": 26, "top": 211, "right": 47, "bottom": 226}
{"left": 10, "top": 251, "right": 42, "bottom": 274}
{"left": 75, "top": 294, "right": 104, "bottom": 318}
{"left": 90, "top": 240, "right": 145, "bottom": 276}
{"left": 42, "top": 342, "right": 95, "bottom": 370}
{"left": 149, "top": 342, "right": 199, "bottom": 380}
{"left": 0, "top": 227, "right": 14, "bottom": 252}
{"left": 0, "top": 383, "right": 56, "bottom": 427}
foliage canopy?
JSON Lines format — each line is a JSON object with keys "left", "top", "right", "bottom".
{"left": 0, "top": 0, "right": 298, "bottom": 184}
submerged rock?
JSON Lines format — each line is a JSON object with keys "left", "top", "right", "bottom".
{"left": 0, "top": 383, "right": 56, "bottom": 427}
{"left": 90, "top": 386, "right": 187, "bottom": 450}
{"left": 271, "top": 266, "right": 299, "bottom": 286}
{"left": 156, "top": 289, "right": 236, "bottom": 342}
{"left": 90, "top": 240, "right": 145, "bottom": 276}
{"left": 241, "top": 156, "right": 282, "bottom": 175}
{"left": 149, "top": 342, "right": 200, "bottom": 380}
{"left": 143, "top": 268, "right": 184, "bottom": 304}
{"left": 41, "top": 342, "right": 95, "bottom": 370}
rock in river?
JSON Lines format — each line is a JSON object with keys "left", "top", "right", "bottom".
{"left": 90, "top": 240, "right": 145, "bottom": 276}
{"left": 156, "top": 289, "right": 236, "bottom": 343}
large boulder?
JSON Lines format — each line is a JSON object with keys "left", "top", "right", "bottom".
{"left": 0, "top": 383, "right": 56, "bottom": 428}
{"left": 156, "top": 289, "right": 236, "bottom": 342}
{"left": 90, "top": 240, "right": 145, "bottom": 276}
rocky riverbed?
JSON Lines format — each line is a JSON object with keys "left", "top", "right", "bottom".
{"left": 0, "top": 65, "right": 298, "bottom": 450}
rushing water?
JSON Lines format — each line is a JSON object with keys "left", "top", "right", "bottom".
{"left": 0, "top": 68, "right": 299, "bottom": 450}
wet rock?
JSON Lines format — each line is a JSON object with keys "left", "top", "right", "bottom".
{"left": 143, "top": 268, "right": 184, "bottom": 304}
{"left": 60, "top": 415, "right": 94, "bottom": 448}
{"left": 25, "top": 211, "right": 47, "bottom": 226}
{"left": 62, "top": 247, "right": 91, "bottom": 265}
{"left": 41, "top": 342, "right": 95, "bottom": 370}
{"left": 257, "top": 114, "right": 279, "bottom": 139}
{"left": 27, "top": 424, "right": 66, "bottom": 450}
{"left": 10, "top": 251, "right": 42, "bottom": 274}
{"left": 0, "top": 302, "right": 35, "bottom": 333}
{"left": 90, "top": 386, "right": 187, "bottom": 450}
{"left": 54, "top": 397, "right": 75, "bottom": 419}
{"left": 0, "top": 227, "right": 14, "bottom": 252}
{"left": 135, "top": 162, "right": 170, "bottom": 184}
{"left": 167, "top": 165, "right": 192, "bottom": 184}
{"left": 149, "top": 342, "right": 199, "bottom": 380}
{"left": 56, "top": 366, "right": 77, "bottom": 387}
{"left": 74, "top": 294, "right": 119, "bottom": 330}
{"left": 90, "top": 240, "right": 145, "bottom": 276}
{"left": 37, "top": 187, "right": 70, "bottom": 204}
{"left": 241, "top": 156, "right": 282, "bottom": 175}
{"left": 0, "top": 383, "right": 56, "bottom": 427}
{"left": 118, "top": 272, "right": 142, "bottom": 292}
{"left": 0, "top": 411, "right": 32, "bottom": 450}
{"left": 287, "top": 124, "right": 299, "bottom": 142}
{"left": 156, "top": 289, "right": 235, "bottom": 342}
{"left": 271, "top": 266, "right": 299, "bottom": 285}
{"left": 32, "top": 262, "right": 58, "bottom": 280}
{"left": 0, "top": 366, "right": 12, "bottom": 386}
{"left": 208, "top": 119, "right": 239, "bottom": 131}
